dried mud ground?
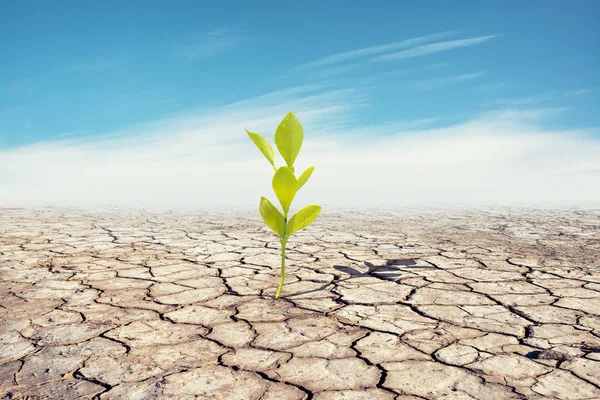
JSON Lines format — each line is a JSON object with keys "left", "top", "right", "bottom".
{"left": 1, "top": 207, "right": 599, "bottom": 400}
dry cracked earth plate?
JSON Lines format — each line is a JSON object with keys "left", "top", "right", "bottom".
{"left": 1, "top": 207, "right": 600, "bottom": 399}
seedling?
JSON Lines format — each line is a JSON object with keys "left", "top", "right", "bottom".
{"left": 246, "top": 112, "right": 321, "bottom": 299}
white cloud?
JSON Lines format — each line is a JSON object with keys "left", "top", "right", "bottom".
{"left": 563, "top": 88, "right": 591, "bottom": 97}
{"left": 1, "top": 88, "right": 599, "bottom": 210}
{"left": 483, "top": 94, "right": 554, "bottom": 107}
{"left": 290, "top": 31, "right": 457, "bottom": 70}
{"left": 311, "top": 64, "right": 364, "bottom": 79}
{"left": 484, "top": 88, "right": 591, "bottom": 107}
{"left": 373, "top": 35, "right": 497, "bottom": 61}
{"left": 174, "top": 28, "right": 244, "bottom": 60}
{"left": 412, "top": 71, "right": 485, "bottom": 91}
{"left": 356, "top": 63, "right": 450, "bottom": 85}
{"left": 71, "top": 55, "right": 123, "bottom": 72}
{"left": 474, "top": 82, "right": 512, "bottom": 91}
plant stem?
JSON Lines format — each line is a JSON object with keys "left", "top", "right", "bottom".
{"left": 275, "top": 239, "right": 287, "bottom": 299}
{"left": 275, "top": 209, "right": 289, "bottom": 300}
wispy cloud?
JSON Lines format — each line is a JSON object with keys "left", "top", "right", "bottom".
{"left": 291, "top": 31, "right": 457, "bottom": 70}
{"left": 474, "top": 82, "right": 512, "bottom": 91}
{"left": 356, "top": 63, "right": 450, "bottom": 85}
{"left": 564, "top": 88, "right": 592, "bottom": 97}
{"left": 311, "top": 64, "right": 364, "bottom": 79}
{"left": 373, "top": 35, "right": 497, "bottom": 61}
{"left": 71, "top": 55, "right": 123, "bottom": 72}
{"left": 475, "top": 107, "right": 570, "bottom": 122}
{"left": 483, "top": 94, "right": 553, "bottom": 107}
{"left": 413, "top": 71, "right": 486, "bottom": 91}
{"left": 174, "top": 28, "right": 244, "bottom": 60}
{"left": 276, "top": 33, "right": 494, "bottom": 85}
{"left": 484, "top": 89, "right": 589, "bottom": 107}
{"left": 1, "top": 86, "right": 598, "bottom": 209}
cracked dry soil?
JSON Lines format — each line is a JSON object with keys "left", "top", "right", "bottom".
{"left": 1, "top": 208, "right": 599, "bottom": 400}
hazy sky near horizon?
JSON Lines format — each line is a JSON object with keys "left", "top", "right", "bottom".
{"left": 1, "top": 0, "right": 599, "bottom": 209}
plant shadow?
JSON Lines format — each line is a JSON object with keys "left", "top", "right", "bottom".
{"left": 284, "top": 258, "right": 433, "bottom": 298}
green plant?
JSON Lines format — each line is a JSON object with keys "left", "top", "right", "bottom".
{"left": 246, "top": 112, "right": 321, "bottom": 299}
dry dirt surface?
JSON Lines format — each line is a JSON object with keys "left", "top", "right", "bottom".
{"left": 1, "top": 207, "right": 600, "bottom": 400}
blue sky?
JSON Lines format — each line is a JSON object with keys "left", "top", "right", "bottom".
{"left": 1, "top": 1, "right": 599, "bottom": 208}
{"left": 1, "top": 0, "right": 599, "bottom": 148}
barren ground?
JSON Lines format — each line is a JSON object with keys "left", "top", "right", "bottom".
{"left": 1, "top": 207, "right": 599, "bottom": 399}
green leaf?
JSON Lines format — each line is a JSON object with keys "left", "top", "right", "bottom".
{"left": 287, "top": 205, "right": 321, "bottom": 236}
{"left": 272, "top": 166, "right": 297, "bottom": 214}
{"left": 297, "top": 166, "right": 314, "bottom": 191}
{"left": 259, "top": 197, "right": 285, "bottom": 237}
{"left": 274, "top": 112, "right": 303, "bottom": 167}
{"left": 246, "top": 129, "right": 275, "bottom": 167}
